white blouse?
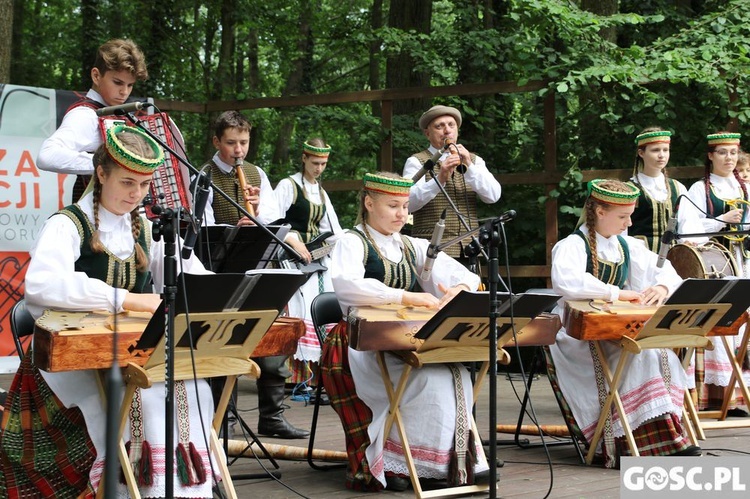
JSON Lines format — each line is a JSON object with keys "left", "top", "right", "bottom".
{"left": 551, "top": 225, "right": 683, "bottom": 303}
{"left": 25, "top": 192, "right": 210, "bottom": 318}
{"left": 684, "top": 174, "right": 749, "bottom": 234}
{"left": 273, "top": 172, "right": 343, "bottom": 242}
{"left": 402, "top": 146, "right": 502, "bottom": 212}
{"left": 330, "top": 223, "right": 480, "bottom": 314}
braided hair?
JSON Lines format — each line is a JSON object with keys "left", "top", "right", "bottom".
{"left": 90, "top": 129, "right": 153, "bottom": 271}
{"left": 583, "top": 179, "right": 634, "bottom": 280}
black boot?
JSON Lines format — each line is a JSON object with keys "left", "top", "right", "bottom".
{"left": 257, "top": 381, "right": 310, "bottom": 439}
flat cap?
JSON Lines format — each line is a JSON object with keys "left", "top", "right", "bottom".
{"left": 418, "top": 105, "right": 462, "bottom": 130}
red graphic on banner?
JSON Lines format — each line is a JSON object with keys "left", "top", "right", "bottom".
{"left": 0, "top": 252, "right": 29, "bottom": 356}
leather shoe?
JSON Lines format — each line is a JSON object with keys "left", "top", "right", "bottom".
{"left": 309, "top": 389, "right": 331, "bottom": 406}
{"left": 474, "top": 469, "right": 500, "bottom": 485}
{"left": 727, "top": 408, "right": 750, "bottom": 417}
{"left": 672, "top": 445, "right": 702, "bottom": 457}
{"left": 385, "top": 474, "right": 410, "bottom": 491}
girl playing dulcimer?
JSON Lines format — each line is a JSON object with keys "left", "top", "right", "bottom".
{"left": 550, "top": 179, "right": 701, "bottom": 469}
{"left": 682, "top": 132, "right": 750, "bottom": 413}
{"left": 321, "top": 172, "right": 492, "bottom": 492}
{"left": 0, "top": 125, "right": 215, "bottom": 498}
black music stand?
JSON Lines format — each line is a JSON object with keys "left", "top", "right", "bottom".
{"left": 413, "top": 290, "right": 560, "bottom": 348}
{"left": 195, "top": 224, "right": 291, "bottom": 272}
{"left": 133, "top": 271, "right": 309, "bottom": 482}
{"left": 382, "top": 290, "right": 557, "bottom": 499}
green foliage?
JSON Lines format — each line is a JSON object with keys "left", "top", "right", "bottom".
{"left": 8, "top": 0, "right": 750, "bottom": 268}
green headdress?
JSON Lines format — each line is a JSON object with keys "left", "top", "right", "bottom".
{"left": 105, "top": 124, "right": 164, "bottom": 175}
{"left": 635, "top": 130, "right": 672, "bottom": 147}
{"left": 303, "top": 141, "right": 331, "bottom": 157}
{"left": 363, "top": 173, "right": 413, "bottom": 197}
{"left": 587, "top": 179, "right": 640, "bottom": 206}
{"left": 707, "top": 132, "right": 741, "bottom": 147}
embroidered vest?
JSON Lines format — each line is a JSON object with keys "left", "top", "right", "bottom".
{"left": 628, "top": 178, "right": 681, "bottom": 253}
{"left": 574, "top": 230, "right": 630, "bottom": 288}
{"left": 411, "top": 149, "right": 478, "bottom": 258}
{"left": 706, "top": 182, "right": 749, "bottom": 251}
{"left": 351, "top": 229, "right": 420, "bottom": 291}
{"left": 58, "top": 204, "right": 151, "bottom": 292}
{"left": 283, "top": 178, "right": 327, "bottom": 244}
{"left": 206, "top": 159, "right": 262, "bottom": 225}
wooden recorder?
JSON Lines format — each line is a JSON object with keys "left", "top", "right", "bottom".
{"left": 33, "top": 310, "right": 304, "bottom": 372}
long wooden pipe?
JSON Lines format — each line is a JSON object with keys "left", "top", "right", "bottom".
{"left": 234, "top": 156, "right": 256, "bottom": 217}
{"left": 226, "top": 440, "right": 347, "bottom": 462}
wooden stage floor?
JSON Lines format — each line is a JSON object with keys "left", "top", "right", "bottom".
{"left": 3, "top": 363, "right": 750, "bottom": 498}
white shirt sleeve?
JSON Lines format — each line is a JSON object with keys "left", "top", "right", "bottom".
{"left": 25, "top": 214, "right": 121, "bottom": 317}
{"left": 551, "top": 235, "right": 622, "bottom": 302}
{"left": 274, "top": 177, "right": 295, "bottom": 220}
{"left": 684, "top": 180, "right": 726, "bottom": 233}
{"left": 256, "top": 168, "right": 281, "bottom": 224}
{"left": 403, "top": 152, "right": 501, "bottom": 212}
{"left": 674, "top": 180, "right": 709, "bottom": 244}
{"left": 330, "top": 230, "right": 480, "bottom": 313}
{"left": 461, "top": 154, "right": 502, "bottom": 204}
{"left": 36, "top": 106, "right": 101, "bottom": 175}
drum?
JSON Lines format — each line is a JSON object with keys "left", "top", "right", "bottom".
{"left": 667, "top": 241, "right": 738, "bottom": 279}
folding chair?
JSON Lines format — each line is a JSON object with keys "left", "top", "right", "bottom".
{"left": 307, "top": 292, "right": 346, "bottom": 470}
{"left": 10, "top": 299, "right": 35, "bottom": 357}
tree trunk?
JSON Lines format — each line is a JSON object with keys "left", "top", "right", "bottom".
{"left": 0, "top": 0, "right": 12, "bottom": 83}
{"left": 385, "top": 0, "right": 432, "bottom": 116}
{"left": 369, "top": 0, "right": 383, "bottom": 117}
{"left": 213, "top": 0, "right": 237, "bottom": 101}
{"left": 581, "top": 0, "right": 619, "bottom": 43}
{"left": 80, "top": 0, "right": 101, "bottom": 90}
{"left": 272, "top": 1, "right": 314, "bottom": 166}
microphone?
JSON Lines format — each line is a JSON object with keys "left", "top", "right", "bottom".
{"left": 411, "top": 147, "right": 448, "bottom": 182}
{"left": 656, "top": 216, "right": 677, "bottom": 268}
{"left": 181, "top": 170, "right": 212, "bottom": 259}
{"left": 95, "top": 101, "right": 150, "bottom": 116}
{"left": 443, "top": 138, "right": 467, "bottom": 174}
{"left": 421, "top": 209, "right": 447, "bottom": 281}
{"left": 498, "top": 210, "right": 517, "bottom": 223}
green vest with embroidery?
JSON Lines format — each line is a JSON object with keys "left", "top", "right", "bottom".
{"left": 706, "top": 182, "right": 748, "bottom": 252}
{"left": 282, "top": 178, "right": 327, "bottom": 244}
{"left": 411, "top": 149, "right": 478, "bottom": 258}
{"left": 628, "top": 178, "right": 681, "bottom": 253}
{"left": 58, "top": 204, "right": 151, "bottom": 292}
{"left": 574, "top": 230, "right": 630, "bottom": 288}
{"left": 205, "top": 159, "right": 262, "bottom": 225}
{"left": 351, "top": 228, "right": 420, "bottom": 291}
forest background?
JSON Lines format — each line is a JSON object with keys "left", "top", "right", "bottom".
{"left": 1, "top": 0, "right": 749, "bottom": 289}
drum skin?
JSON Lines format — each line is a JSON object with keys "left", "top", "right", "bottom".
{"left": 667, "top": 241, "right": 738, "bottom": 279}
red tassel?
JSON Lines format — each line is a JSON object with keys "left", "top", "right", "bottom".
{"left": 466, "top": 431, "right": 476, "bottom": 484}
{"left": 139, "top": 441, "right": 153, "bottom": 486}
{"left": 176, "top": 442, "right": 195, "bottom": 485}
{"left": 119, "top": 441, "right": 131, "bottom": 484}
{"left": 189, "top": 442, "right": 207, "bottom": 484}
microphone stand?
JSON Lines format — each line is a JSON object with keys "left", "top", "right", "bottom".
{"left": 104, "top": 264, "right": 123, "bottom": 499}
{"left": 434, "top": 215, "right": 513, "bottom": 498}
{"left": 116, "top": 110, "right": 304, "bottom": 497}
